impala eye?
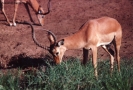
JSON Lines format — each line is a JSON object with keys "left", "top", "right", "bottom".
{"left": 55, "top": 52, "right": 59, "bottom": 56}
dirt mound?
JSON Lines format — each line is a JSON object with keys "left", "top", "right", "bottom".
{"left": 0, "top": 0, "right": 133, "bottom": 68}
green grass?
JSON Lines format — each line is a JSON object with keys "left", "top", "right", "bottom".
{"left": 0, "top": 58, "right": 133, "bottom": 90}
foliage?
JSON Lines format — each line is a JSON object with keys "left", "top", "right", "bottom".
{"left": 0, "top": 58, "right": 133, "bottom": 90}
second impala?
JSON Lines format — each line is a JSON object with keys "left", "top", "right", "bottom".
{"left": 1, "top": 0, "right": 51, "bottom": 26}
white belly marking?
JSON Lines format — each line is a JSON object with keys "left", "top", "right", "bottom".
{"left": 97, "top": 42, "right": 111, "bottom": 47}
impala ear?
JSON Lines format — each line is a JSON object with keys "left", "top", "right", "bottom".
{"left": 48, "top": 33, "right": 56, "bottom": 45}
{"left": 38, "top": 6, "right": 45, "bottom": 14}
{"left": 57, "top": 39, "right": 64, "bottom": 47}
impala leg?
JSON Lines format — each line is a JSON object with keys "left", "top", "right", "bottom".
{"left": 1, "top": 0, "right": 12, "bottom": 26}
{"left": 12, "top": 2, "right": 19, "bottom": 26}
{"left": 114, "top": 43, "right": 121, "bottom": 72}
{"left": 114, "top": 35, "right": 121, "bottom": 72}
{"left": 82, "top": 48, "right": 89, "bottom": 65}
{"left": 116, "top": 45, "right": 120, "bottom": 72}
{"left": 24, "top": 3, "right": 34, "bottom": 23}
{"left": 102, "top": 45, "right": 114, "bottom": 75}
{"left": 91, "top": 47, "right": 98, "bottom": 78}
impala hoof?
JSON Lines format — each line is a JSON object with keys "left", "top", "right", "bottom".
{"left": 9, "top": 23, "right": 13, "bottom": 26}
{"left": 13, "top": 22, "right": 17, "bottom": 26}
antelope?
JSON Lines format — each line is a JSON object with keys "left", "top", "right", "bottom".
{"left": 0, "top": 0, "right": 51, "bottom": 26}
{"left": 27, "top": 17, "right": 122, "bottom": 77}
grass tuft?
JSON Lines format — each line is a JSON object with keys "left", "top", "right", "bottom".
{"left": 0, "top": 58, "right": 133, "bottom": 90}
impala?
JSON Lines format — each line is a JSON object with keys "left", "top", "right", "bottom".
{"left": 28, "top": 17, "right": 122, "bottom": 77}
{"left": 0, "top": 0, "right": 51, "bottom": 26}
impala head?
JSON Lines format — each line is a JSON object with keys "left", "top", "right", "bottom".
{"left": 47, "top": 32, "right": 66, "bottom": 64}
{"left": 37, "top": 0, "right": 51, "bottom": 26}
{"left": 37, "top": 6, "right": 45, "bottom": 26}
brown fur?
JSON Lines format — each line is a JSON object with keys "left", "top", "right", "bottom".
{"left": 1, "top": 0, "right": 50, "bottom": 26}
{"left": 49, "top": 17, "right": 122, "bottom": 77}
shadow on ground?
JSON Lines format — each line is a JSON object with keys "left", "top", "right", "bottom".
{"left": 6, "top": 53, "right": 54, "bottom": 69}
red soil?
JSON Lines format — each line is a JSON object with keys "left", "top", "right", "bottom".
{"left": 0, "top": 0, "right": 133, "bottom": 68}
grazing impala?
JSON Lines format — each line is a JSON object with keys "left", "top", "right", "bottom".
{"left": 28, "top": 17, "right": 122, "bottom": 77}
{"left": 0, "top": 0, "right": 51, "bottom": 26}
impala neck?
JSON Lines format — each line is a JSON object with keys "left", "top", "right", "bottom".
{"left": 63, "top": 30, "right": 86, "bottom": 50}
{"left": 27, "top": 0, "right": 40, "bottom": 13}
